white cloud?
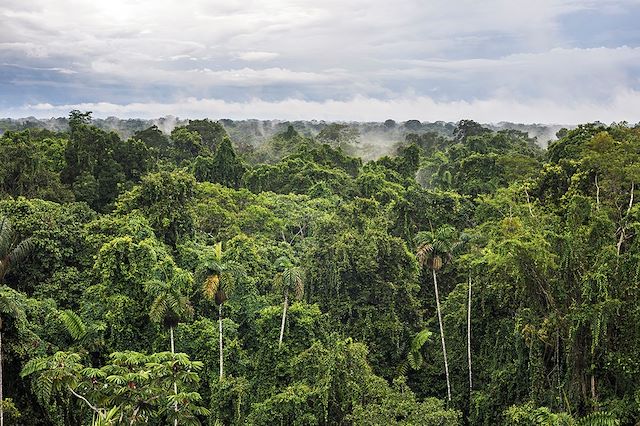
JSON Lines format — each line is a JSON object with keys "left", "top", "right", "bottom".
{"left": 234, "top": 51, "right": 280, "bottom": 61}
{"left": 1, "top": 0, "right": 639, "bottom": 120}
{"left": 8, "top": 90, "right": 640, "bottom": 124}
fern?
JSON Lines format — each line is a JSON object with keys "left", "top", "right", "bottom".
{"left": 576, "top": 411, "right": 619, "bottom": 426}
{"left": 60, "top": 310, "right": 87, "bottom": 340}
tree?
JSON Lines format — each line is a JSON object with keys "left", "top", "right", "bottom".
{"left": 416, "top": 225, "right": 461, "bottom": 402}
{"left": 0, "top": 286, "right": 25, "bottom": 426}
{"left": 0, "top": 216, "right": 33, "bottom": 426}
{"left": 146, "top": 267, "right": 194, "bottom": 425}
{"left": 193, "top": 137, "right": 246, "bottom": 188}
{"left": 0, "top": 216, "right": 33, "bottom": 283}
{"left": 273, "top": 257, "right": 304, "bottom": 347}
{"left": 116, "top": 170, "right": 196, "bottom": 247}
{"left": 453, "top": 119, "right": 491, "bottom": 142}
{"left": 170, "top": 128, "right": 206, "bottom": 162}
{"left": 21, "top": 351, "right": 209, "bottom": 425}
{"left": 184, "top": 119, "right": 228, "bottom": 153}
{"left": 196, "top": 242, "right": 238, "bottom": 379}
{"left": 317, "top": 123, "right": 359, "bottom": 147}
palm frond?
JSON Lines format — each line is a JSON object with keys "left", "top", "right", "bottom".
{"left": 416, "top": 243, "right": 433, "bottom": 267}
{"left": 284, "top": 267, "right": 304, "bottom": 294}
{"left": 149, "top": 293, "right": 168, "bottom": 324}
{"left": 576, "top": 411, "right": 619, "bottom": 426}
{"left": 60, "top": 310, "right": 87, "bottom": 340}
{"left": 202, "top": 274, "right": 220, "bottom": 301}
{"left": 410, "top": 329, "right": 432, "bottom": 353}
{"left": 0, "top": 216, "right": 13, "bottom": 257}
{"left": 0, "top": 285, "right": 22, "bottom": 318}
{"left": 8, "top": 237, "right": 34, "bottom": 265}
{"left": 213, "top": 241, "right": 222, "bottom": 261}
{"left": 406, "top": 329, "right": 432, "bottom": 370}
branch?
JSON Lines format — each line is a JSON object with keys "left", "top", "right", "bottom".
{"left": 68, "top": 386, "right": 101, "bottom": 415}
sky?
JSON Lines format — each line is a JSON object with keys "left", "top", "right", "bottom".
{"left": 1, "top": 0, "right": 639, "bottom": 123}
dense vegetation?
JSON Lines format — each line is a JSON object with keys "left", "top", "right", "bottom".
{"left": 0, "top": 112, "right": 638, "bottom": 425}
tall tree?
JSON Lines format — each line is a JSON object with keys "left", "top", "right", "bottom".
{"left": 0, "top": 287, "right": 24, "bottom": 426}
{"left": 273, "top": 257, "right": 304, "bottom": 347}
{"left": 196, "top": 242, "right": 238, "bottom": 379}
{"left": 416, "top": 225, "right": 461, "bottom": 402}
{"left": 146, "top": 267, "right": 193, "bottom": 426}
{"left": 0, "top": 216, "right": 32, "bottom": 426}
{"left": 193, "top": 137, "right": 246, "bottom": 188}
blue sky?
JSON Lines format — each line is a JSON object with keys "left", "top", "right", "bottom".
{"left": 1, "top": 0, "right": 639, "bottom": 122}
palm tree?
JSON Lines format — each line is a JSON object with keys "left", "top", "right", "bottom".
{"left": 0, "top": 216, "right": 32, "bottom": 426}
{"left": 416, "top": 225, "right": 461, "bottom": 402}
{"left": 0, "top": 287, "right": 25, "bottom": 426}
{"left": 146, "top": 270, "right": 193, "bottom": 353}
{"left": 0, "top": 216, "right": 33, "bottom": 283}
{"left": 273, "top": 257, "right": 304, "bottom": 348}
{"left": 196, "top": 242, "right": 237, "bottom": 379}
{"left": 146, "top": 268, "right": 193, "bottom": 426}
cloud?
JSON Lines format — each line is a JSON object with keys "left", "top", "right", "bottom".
{"left": 234, "top": 51, "right": 280, "bottom": 61}
{"left": 6, "top": 90, "right": 640, "bottom": 124}
{"left": 1, "top": 0, "right": 639, "bottom": 120}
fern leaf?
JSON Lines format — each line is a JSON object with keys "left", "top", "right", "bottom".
{"left": 60, "top": 310, "right": 87, "bottom": 340}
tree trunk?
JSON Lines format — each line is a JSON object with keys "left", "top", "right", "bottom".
{"left": 524, "top": 187, "right": 535, "bottom": 217}
{"left": 627, "top": 182, "right": 634, "bottom": 215}
{"left": 279, "top": 292, "right": 289, "bottom": 347}
{"left": 170, "top": 326, "right": 178, "bottom": 426}
{"left": 432, "top": 269, "right": 452, "bottom": 402}
{"left": 219, "top": 304, "right": 224, "bottom": 379}
{"left": 595, "top": 173, "right": 600, "bottom": 209}
{"left": 467, "top": 276, "right": 472, "bottom": 394}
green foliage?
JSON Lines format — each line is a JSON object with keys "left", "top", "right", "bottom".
{"left": 21, "top": 350, "right": 210, "bottom": 424}
{"left": 1, "top": 115, "right": 640, "bottom": 425}
{"left": 62, "top": 111, "right": 151, "bottom": 211}
{"left": 116, "top": 170, "right": 196, "bottom": 246}
{"left": 193, "top": 137, "right": 246, "bottom": 188}
{"left": 351, "top": 377, "right": 460, "bottom": 425}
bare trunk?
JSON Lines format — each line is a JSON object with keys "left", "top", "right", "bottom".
{"left": 219, "top": 304, "right": 224, "bottom": 379}
{"left": 591, "top": 374, "right": 597, "bottom": 401}
{"left": 595, "top": 173, "right": 600, "bottom": 209}
{"left": 170, "top": 327, "right": 178, "bottom": 426}
{"left": 279, "top": 292, "right": 289, "bottom": 347}
{"left": 432, "top": 269, "right": 452, "bottom": 402}
{"left": 617, "top": 227, "right": 625, "bottom": 256}
{"left": 627, "top": 182, "right": 634, "bottom": 216}
{"left": 467, "top": 276, "right": 472, "bottom": 393}
{"left": 525, "top": 187, "right": 535, "bottom": 217}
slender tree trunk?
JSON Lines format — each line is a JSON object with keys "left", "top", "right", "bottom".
{"left": 627, "top": 182, "right": 634, "bottom": 215}
{"left": 595, "top": 173, "right": 600, "bottom": 209}
{"left": 279, "top": 292, "right": 289, "bottom": 347}
{"left": 525, "top": 187, "right": 535, "bottom": 217}
{"left": 219, "top": 304, "right": 224, "bottom": 379}
{"left": 467, "top": 276, "right": 472, "bottom": 394}
{"left": 170, "top": 326, "right": 178, "bottom": 426}
{"left": 432, "top": 269, "right": 451, "bottom": 402}
{"left": 617, "top": 227, "right": 625, "bottom": 256}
